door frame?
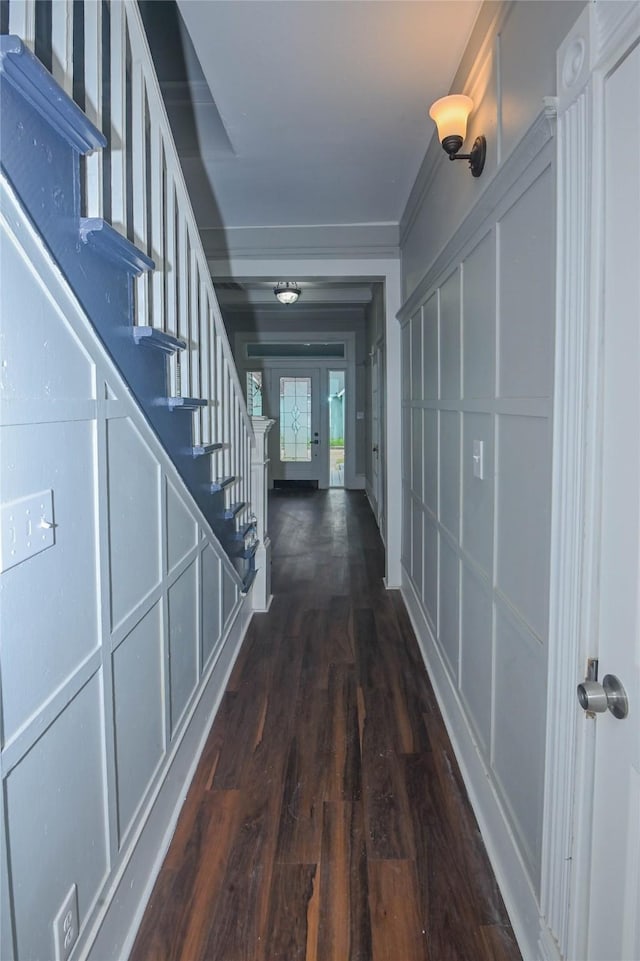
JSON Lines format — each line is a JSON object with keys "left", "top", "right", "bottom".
{"left": 235, "top": 331, "right": 357, "bottom": 490}
{"left": 541, "top": 4, "right": 640, "bottom": 959}
{"left": 369, "top": 337, "right": 385, "bottom": 536}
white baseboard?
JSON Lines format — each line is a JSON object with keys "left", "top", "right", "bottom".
{"left": 401, "top": 570, "right": 552, "bottom": 961}
{"left": 85, "top": 597, "right": 252, "bottom": 961}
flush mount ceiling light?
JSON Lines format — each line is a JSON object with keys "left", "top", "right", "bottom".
{"left": 274, "top": 281, "right": 301, "bottom": 305}
{"left": 429, "top": 94, "right": 486, "bottom": 178}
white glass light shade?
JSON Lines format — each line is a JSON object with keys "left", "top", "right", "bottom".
{"left": 274, "top": 282, "right": 301, "bottom": 305}
{"left": 429, "top": 94, "right": 474, "bottom": 145}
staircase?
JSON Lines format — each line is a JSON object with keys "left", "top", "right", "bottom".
{"left": 0, "top": 1, "right": 258, "bottom": 591}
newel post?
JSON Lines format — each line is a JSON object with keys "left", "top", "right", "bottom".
{"left": 250, "top": 416, "right": 275, "bottom": 611}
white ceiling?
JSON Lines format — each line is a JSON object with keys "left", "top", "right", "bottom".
{"left": 173, "top": 0, "right": 482, "bottom": 233}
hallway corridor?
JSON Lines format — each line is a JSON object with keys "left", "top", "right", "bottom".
{"left": 129, "top": 490, "right": 521, "bottom": 961}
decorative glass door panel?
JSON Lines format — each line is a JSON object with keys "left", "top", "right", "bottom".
{"left": 280, "top": 376, "right": 312, "bottom": 462}
{"left": 264, "top": 368, "right": 323, "bottom": 485}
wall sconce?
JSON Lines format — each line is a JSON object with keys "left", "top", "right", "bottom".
{"left": 274, "top": 281, "right": 301, "bottom": 305}
{"left": 429, "top": 94, "right": 486, "bottom": 178}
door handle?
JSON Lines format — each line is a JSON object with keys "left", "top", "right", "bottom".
{"left": 372, "top": 445, "right": 379, "bottom": 453}
{"left": 577, "top": 674, "right": 629, "bottom": 719}
{"left": 312, "top": 439, "right": 319, "bottom": 445}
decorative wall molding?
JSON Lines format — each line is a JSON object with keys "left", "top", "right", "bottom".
{"left": 85, "top": 597, "right": 252, "bottom": 961}
{"left": 592, "top": 0, "right": 640, "bottom": 67}
{"left": 0, "top": 171, "right": 251, "bottom": 961}
{"left": 401, "top": 569, "right": 548, "bottom": 961}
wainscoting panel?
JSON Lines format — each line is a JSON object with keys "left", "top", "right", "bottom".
{"left": 493, "top": 604, "right": 547, "bottom": 888}
{"left": 439, "top": 269, "right": 461, "bottom": 400}
{"left": 168, "top": 561, "right": 200, "bottom": 735}
{"left": 399, "top": 120, "right": 556, "bottom": 953}
{"left": 201, "top": 544, "right": 222, "bottom": 666}
{"left": 422, "top": 292, "right": 439, "bottom": 400}
{"left": 496, "top": 413, "right": 552, "bottom": 639}
{"left": 113, "top": 601, "right": 165, "bottom": 844}
{"left": 0, "top": 419, "right": 98, "bottom": 741}
{"left": 462, "top": 230, "right": 495, "bottom": 401}
{"left": 439, "top": 410, "right": 460, "bottom": 539}
{"left": 459, "top": 560, "right": 493, "bottom": 752}
{"left": 423, "top": 408, "right": 438, "bottom": 514}
{"left": 498, "top": 169, "right": 554, "bottom": 399}
{"left": 438, "top": 534, "right": 460, "bottom": 679}
{"left": 167, "top": 480, "right": 199, "bottom": 573}
{"left": 5, "top": 676, "right": 108, "bottom": 961}
{"left": 1, "top": 176, "right": 250, "bottom": 961}
{"left": 107, "top": 416, "right": 162, "bottom": 631}
{"left": 461, "top": 411, "right": 494, "bottom": 574}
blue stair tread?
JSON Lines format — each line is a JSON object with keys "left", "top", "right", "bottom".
{"left": 192, "top": 443, "right": 223, "bottom": 457}
{"left": 80, "top": 219, "right": 154, "bottom": 274}
{"left": 237, "top": 540, "right": 259, "bottom": 561}
{"left": 224, "top": 501, "right": 246, "bottom": 520}
{"left": 0, "top": 35, "right": 106, "bottom": 154}
{"left": 133, "top": 327, "right": 186, "bottom": 354}
{"left": 240, "top": 568, "right": 258, "bottom": 596}
{"left": 166, "top": 397, "right": 207, "bottom": 411}
{"left": 233, "top": 521, "right": 254, "bottom": 540}
{"left": 210, "top": 476, "right": 235, "bottom": 492}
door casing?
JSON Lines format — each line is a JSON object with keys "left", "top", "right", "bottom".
{"left": 236, "top": 331, "right": 357, "bottom": 490}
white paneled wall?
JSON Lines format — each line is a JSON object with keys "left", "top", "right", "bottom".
{"left": 0, "top": 178, "right": 249, "bottom": 960}
{"left": 400, "top": 136, "right": 556, "bottom": 954}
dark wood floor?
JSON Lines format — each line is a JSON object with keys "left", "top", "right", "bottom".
{"left": 130, "top": 489, "right": 522, "bottom": 961}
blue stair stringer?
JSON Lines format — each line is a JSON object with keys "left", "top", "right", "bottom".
{"left": 0, "top": 36, "right": 251, "bottom": 571}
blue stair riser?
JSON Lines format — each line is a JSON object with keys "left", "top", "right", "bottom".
{"left": 0, "top": 38, "right": 246, "bottom": 563}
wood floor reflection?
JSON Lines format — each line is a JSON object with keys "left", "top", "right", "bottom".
{"left": 130, "top": 490, "right": 521, "bottom": 961}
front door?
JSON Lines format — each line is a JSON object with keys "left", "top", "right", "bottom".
{"left": 586, "top": 39, "right": 640, "bottom": 961}
{"left": 264, "top": 368, "right": 323, "bottom": 486}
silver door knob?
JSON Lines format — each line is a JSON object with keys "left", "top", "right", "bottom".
{"left": 577, "top": 674, "right": 629, "bottom": 719}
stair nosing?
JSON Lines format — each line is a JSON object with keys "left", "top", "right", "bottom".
{"left": 80, "top": 219, "right": 154, "bottom": 275}
{"left": 0, "top": 35, "right": 106, "bottom": 154}
{"left": 132, "top": 327, "right": 187, "bottom": 354}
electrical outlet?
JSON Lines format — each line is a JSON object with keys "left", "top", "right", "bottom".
{"left": 53, "top": 884, "right": 79, "bottom": 961}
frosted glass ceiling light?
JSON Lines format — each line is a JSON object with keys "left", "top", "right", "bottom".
{"left": 429, "top": 94, "right": 486, "bottom": 178}
{"left": 274, "top": 281, "right": 301, "bottom": 305}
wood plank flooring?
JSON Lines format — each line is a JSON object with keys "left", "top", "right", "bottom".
{"left": 130, "top": 489, "right": 522, "bottom": 961}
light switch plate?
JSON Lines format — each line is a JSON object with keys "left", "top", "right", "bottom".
{"left": 1, "top": 490, "right": 56, "bottom": 573}
{"left": 472, "top": 440, "right": 484, "bottom": 480}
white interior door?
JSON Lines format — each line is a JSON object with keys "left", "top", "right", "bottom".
{"left": 264, "top": 368, "right": 324, "bottom": 485}
{"left": 586, "top": 40, "right": 640, "bottom": 961}
{"left": 370, "top": 347, "right": 382, "bottom": 522}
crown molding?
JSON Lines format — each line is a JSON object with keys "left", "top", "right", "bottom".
{"left": 200, "top": 223, "right": 400, "bottom": 262}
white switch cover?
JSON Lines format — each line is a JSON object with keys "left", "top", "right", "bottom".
{"left": 1, "top": 490, "right": 55, "bottom": 573}
{"left": 472, "top": 440, "right": 484, "bottom": 480}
